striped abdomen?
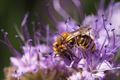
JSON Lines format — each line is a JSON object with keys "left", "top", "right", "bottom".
{"left": 77, "top": 35, "right": 96, "bottom": 52}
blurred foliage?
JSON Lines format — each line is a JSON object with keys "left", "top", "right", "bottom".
{"left": 0, "top": 0, "right": 38, "bottom": 79}
{"left": 0, "top": 0, "right": 120, "bottom": 79}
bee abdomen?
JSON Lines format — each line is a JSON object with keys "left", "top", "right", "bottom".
{"left": 77, "top": 35, "right": 95, "bottom": 52}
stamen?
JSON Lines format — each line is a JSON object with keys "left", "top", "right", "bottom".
{"left": 99, "top": 35, "right": 107, "bottom": 55}
{"left": 32, "top": 22, "right": 40, "bottom": 45}
{"left": 0, "top": 30, "right": 11, "bottom": 47}
{"left": 102, "top": 14, "right": 110, "bottom": 40}
{"left": 21, "top": 13, "right": 30, "bottom": 41}
{"left": 21, "top": 13, "right": 29, "bottom": 27}
{"left": 97, "top": 38, "right": 109, "bottom": 70}
{"left": 4, "top": 32, "right": 8, "bottom": 36}
{"left": 15, "top": 35, "right": 18, "bottom": 38}
{"left": 34, "top": 32, "right": 40, "bottom": 45}
{"left": 15, "top": 35, "right": 24, "bottom": 47}
{"left": 14, "top": 24, "right": 24, "bottom": 42}
{"left": 37, "top": 52, "right": 40, "bottom": 61}
{"left": 26, "top": 39, "right": 32, "bottom": 46}
{"left": 46, "top": 25, "right": 49, "bottom": 46}
{"left": 3, "top": 32, "right": 21, "bottom": 57}
{"left": 104, "top": 60, "right": 112, "bottom": 68}
{"left": 92, "top": 67, "right": 120, "bottom": 73}
{"left": 109, "top": 41, "right": 120, "bottom": 54}
{"left": 95, "top": 19, "right": 98, "bottom": 28}
{"left": 111, "top": 28, "right": 115, "bottom": 48}
{"left": 65, "top": 18, "right": 70, "bottom": 31}
{"left": 65, "top": 17, "right": 77, "bottom": 31}
{"left": 109, "top": 23, "right": 112, "bottom": 25}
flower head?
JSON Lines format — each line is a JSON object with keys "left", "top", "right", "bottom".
{"left": 2, "top": 0, "right": 120, "bottom": 80}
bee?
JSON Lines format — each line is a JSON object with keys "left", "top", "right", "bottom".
{"left": 53, "top": 26, "right": 96, "bottom": 59}
{"left": 66, "top": 26, "right": 96, "bottom": 52}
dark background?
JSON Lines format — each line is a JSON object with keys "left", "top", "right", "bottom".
{"left": 0, "top": 0, "right": 120, "bottom": 79}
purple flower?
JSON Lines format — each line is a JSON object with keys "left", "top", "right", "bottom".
{"left": 2, "top": 0, "right": 120, "bottom": 80}
{"left": 52, "top": 0, "right": 120, "bottom": 79}
{"left": 1, "top": 13, "right": 66, "bottom": 78}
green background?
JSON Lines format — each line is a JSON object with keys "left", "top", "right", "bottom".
{"left": 0, "top": 0, "right": 120, "bottom": 79}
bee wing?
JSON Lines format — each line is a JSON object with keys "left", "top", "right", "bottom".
{"left": 66, "top": 26, "right": 91, "bottom": 41}
{"left": 79, "top": 26, "right": 91, "bottom": 33}
{"left": 66, "top": 31, "right": 80, "bottom": 41}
